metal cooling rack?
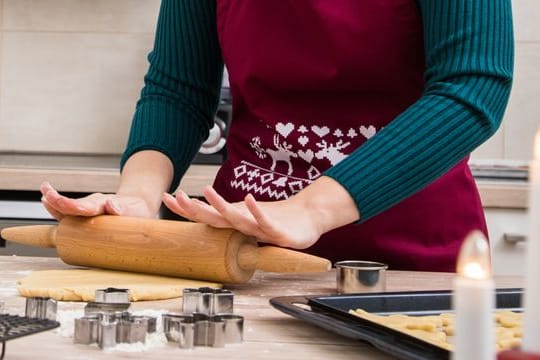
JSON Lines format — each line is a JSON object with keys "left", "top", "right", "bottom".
{"left": 1, "top": 314, "right": 60, "bottom": 359}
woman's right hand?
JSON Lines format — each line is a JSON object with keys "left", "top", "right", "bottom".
{"left": 40, "top": 181, "right": 156, "bottom": 221}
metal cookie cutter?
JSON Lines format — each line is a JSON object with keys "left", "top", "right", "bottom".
{"left": 25, "top": 297, "right": 57, "bottom": 321}
{"left": 98, "top": 314, "right": 119, "bottom": 349}
{"left": 74, "top": 314, "right": 100, "bottom": 345}
{"left": 74, "top": 311, "right": 122, "bottom": 348}
{"left": 163, "top": 313, "right": 243, "bottom": 348}
{"left": 193, "top": 313, "right": 225, "bottom": 348}
{"left": 116, "top": 314, "right": 156, "bottom": 345}
{"left": 84, "top": 288, "right": 131, "bottom": 315}
{"left": 182, "top": 287, "right": 234, "bottom": 315}
{"left": 335, "top": 260, "right": 388, "bottom": 294}
{"left": 163, "top": 314, "right": 195, "bottom": 348}
{"left": 76, "top": 312, "right": 158, "bottom": 349}
{"left": 74, "top": 288, "right": 157, "bottom": 349}
{"left": 213, "top": 314, "right": 244, "bottom": 344}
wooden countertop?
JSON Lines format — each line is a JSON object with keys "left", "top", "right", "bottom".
{"left": 0, "top": 256, "right": 523, "bottom": 359}
{"left": 0, "top": 153, "right": 529, "bottom": 209}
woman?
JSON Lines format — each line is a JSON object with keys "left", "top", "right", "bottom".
{"left": 41, "top": 0, "right": 514, "bottom": 272}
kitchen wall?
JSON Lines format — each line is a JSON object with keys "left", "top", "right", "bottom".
{"left": 0, "top": 0, "right": 160, "bottom": 154}
{"left": 0, "top": 0, "right": 539, "bottom": 160}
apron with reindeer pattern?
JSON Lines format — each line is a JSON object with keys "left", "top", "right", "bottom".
{"left": 213, "top": 0, "right": 487, "bottom": 272}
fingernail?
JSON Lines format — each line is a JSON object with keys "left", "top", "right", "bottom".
{"left": 177, "top": 190, "right": 189, "bottom": 201}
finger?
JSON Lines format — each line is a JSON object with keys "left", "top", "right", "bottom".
{"left": 41, "top": 196, "right": 64, "bottom": 221}
{"left": 201, "top": 186, "right": 231, "bottom": 214}
{"left": 163, "top": 192, "right": 231, "bottom": 227}
{"left": 203, "top": 187, "right": 261, "bottom": 235}
{"left": 40, "top": 181, "right": 55, "bottom": 196}
{"left": 162, "top": 192, "right": 192, "bottom": 218}
{"left": 104, "top": 198, "right": 122, "bottom": 216}
{"left": 244, "top": 193, "right": 278, "bottom": 233}
{"left": 190, "top": 198, "right": 234, "bottom": 227}
{"left": 44, "top": 189, "right": 101, "bottom": 217}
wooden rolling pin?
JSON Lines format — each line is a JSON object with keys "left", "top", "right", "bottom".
{"left": 0, "top": 215, "right": 331, "bottom": 283}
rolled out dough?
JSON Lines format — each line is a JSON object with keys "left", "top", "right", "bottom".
{"left": 17, "top": 269, "right": 221, "bottom": 302}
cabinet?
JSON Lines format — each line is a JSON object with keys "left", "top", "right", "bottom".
{"left": 485, "top": 208, "right": 528, "bottom": 276}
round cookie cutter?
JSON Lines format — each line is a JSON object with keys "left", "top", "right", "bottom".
{"left": 335, "top": 260, "right": 388, "bottom": 294}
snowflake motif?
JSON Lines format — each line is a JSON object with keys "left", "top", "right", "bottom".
{"left": 248, "top": 169, "right": 260, "bottom": 181}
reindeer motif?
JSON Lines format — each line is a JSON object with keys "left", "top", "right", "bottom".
{"left": 315, "top": 139, "right": 351, "bottom": 165}
{"left": 265, "top": 134, "right": 298, "bottom": 175}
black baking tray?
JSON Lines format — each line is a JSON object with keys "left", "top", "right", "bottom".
{"left": 270, "top": 288, "right": 523, "bottom": 360}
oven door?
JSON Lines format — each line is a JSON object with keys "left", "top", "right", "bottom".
{"left": 0, "top": 191, "right": 58, "bottom": 257}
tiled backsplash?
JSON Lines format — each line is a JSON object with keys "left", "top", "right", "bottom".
{"left": 0, "top": 0, "right": 538, "bottom": 161}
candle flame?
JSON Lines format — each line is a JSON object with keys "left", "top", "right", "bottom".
{"left": 462, "top": 262, "right": 488, "bottom": 280}
{"left": 456, "top": 230, "right": 491, "bottom": 280}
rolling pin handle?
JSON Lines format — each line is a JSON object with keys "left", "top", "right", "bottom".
{"left": 0, "top": 225, "right": 57, "bottom": 248}
{"left": 255, "top": 246, "right": 331, "bottom": 273}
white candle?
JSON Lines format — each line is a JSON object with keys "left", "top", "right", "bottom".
{"left": 453, "top": 230, "right": 495, "bottom": 360}
{"left": 522, "top": 130, "right": 540, "bottom": 352}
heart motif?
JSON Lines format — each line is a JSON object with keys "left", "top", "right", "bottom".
{"left": 359, "top": 125, "right": 377, "bottom": 139}
{"left": 298, "top": 135, "right": 309, "bottom": 147}
{"left": 311, "top": 125, "right": 330, "bottom": 138}
{"left": 298, "top": 149, "right": 314, "bottom": 163}
{"left": 276, "top": 122, "right": 295, "bottom": 138}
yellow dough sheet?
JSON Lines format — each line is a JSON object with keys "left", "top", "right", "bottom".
{"left": 17, "top": 268, "right": 222, "bottom": 302}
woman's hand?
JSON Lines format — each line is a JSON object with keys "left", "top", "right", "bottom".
{"left": 40, "top": 182, "right": 155, "bottom": 220}
{"left": 162, "top": 176, "right": 360, "bottom": 249}
{"left": 40, "top": 150, "right": 175, "bottom": 221}
{"left": 163, "top": 187, "right": 323, "bottom": 249}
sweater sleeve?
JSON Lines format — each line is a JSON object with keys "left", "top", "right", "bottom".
{"left": 120, "top": 0, "right": 223, "bottom": 192}
{"left": 324, "top": 0, "right": 514, "bottom": 221}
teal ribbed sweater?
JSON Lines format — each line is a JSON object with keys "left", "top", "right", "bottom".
{"left": 121, "top": 0, "right": 513, "bottom": 221}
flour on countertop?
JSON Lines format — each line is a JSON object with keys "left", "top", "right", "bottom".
{"left": 0, "top": 288, "right": 18, "bottom": 296}
{"left": 105, "top": 332, "right": 168, "bottom": 353}
{"left": 55, "top": 309, "right": 85, "bottom": 337}
{"left": 55, "top": 308, "right": 168, "bottom": 352}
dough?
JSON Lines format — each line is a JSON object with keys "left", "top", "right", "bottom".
{"left": 17, "top": 269, "right": 221, "bottom": 302}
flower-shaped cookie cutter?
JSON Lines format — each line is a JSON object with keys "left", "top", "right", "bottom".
{"left": 182, "top": 287, "right": 234, "bottom": 315}
{"left": 74, "top": 288, "right": 157, "bottom": 349}
{"left": 162, "top": 312, "right": 244, "bottom": 348}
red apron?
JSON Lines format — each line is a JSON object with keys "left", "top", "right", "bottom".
{"left": 213, "top": 0, "right": 487, "bottom": 272}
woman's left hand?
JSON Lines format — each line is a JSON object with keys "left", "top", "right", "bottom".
{"left": 162, "top": 176, "right": 360, "bottom": 249}
{"left": 163, "top": 186, "right": 323, "bottom": 249}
